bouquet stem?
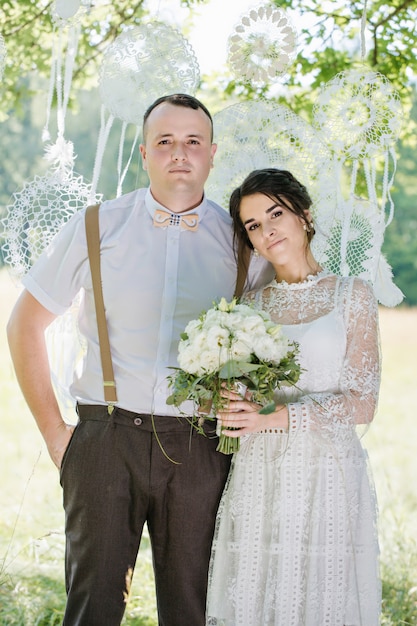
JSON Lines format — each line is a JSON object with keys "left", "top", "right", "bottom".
{"left": 216, "top": 428, "right": 240, "bottom": 454}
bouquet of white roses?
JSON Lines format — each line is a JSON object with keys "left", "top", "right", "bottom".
{"left": 166, "top": 297, "right": 301, "bottom": 454}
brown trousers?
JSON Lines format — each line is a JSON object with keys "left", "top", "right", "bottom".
{"left": 60, "top": 404, "right": 231, "bottom": 626}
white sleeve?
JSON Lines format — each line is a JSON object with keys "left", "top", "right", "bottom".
{"left": 22, "top": 209, "right": 90, "bottom": 314}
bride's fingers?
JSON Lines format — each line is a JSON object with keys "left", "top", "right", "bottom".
{"left": 219, "top": 389, "right": 242, "bottom": 400}
{"left": 218, "top": 400, "right": 251, "bottom": 414}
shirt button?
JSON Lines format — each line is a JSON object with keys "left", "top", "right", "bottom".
{"left": 134, "top": 417, "right": 142, "bottom": 426}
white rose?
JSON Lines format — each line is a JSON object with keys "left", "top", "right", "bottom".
{"left": 206, "top": 325, "right": 232, "bottom": 349}
{"left": 183, "top": 318, "right": 201, "bottom": 338}
{"left": 178, "top": 345, "right": 204, "bottom": 374}
{"left": 252, "top": 334, "right": 280, "bottom": 362}
{"left": 229, "top": 337, "right": 253, "bottom": 361}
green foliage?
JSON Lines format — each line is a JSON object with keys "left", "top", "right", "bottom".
{"left": 381, "top": 549, "right": 417, "bottom": 625}
{"left": 382, "top": 94, "right": 417, "bottom": 306}
{"left": 0, "top": 573, "right": 66, "bottom": 625}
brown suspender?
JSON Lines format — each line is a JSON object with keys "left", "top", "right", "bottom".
{"left": 85, "top": 204, "right": 118, "bottom": 407}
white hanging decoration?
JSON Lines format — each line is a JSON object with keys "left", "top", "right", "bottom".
{"left": 319, "top": 197, "right": 384, "bottom": 277}
{"left": 310, "top": 69, "right": 403, "bottom": 304}
{"left": 91, "top": 21, "right": 200, "bottom": 198}
{"left": 98, "top": 22, "right": 200, "bottom": 127}
{"left": 0, "top": 33, "right": 6, "bottom": 81}
{"left": 227, "top": 4, "right": 297, "bottom": 87}
{"left": 312, "top": 69, "right": 402, "bottom": 225}
{"left": 207, "top": 99, "right": 337, "bottom": 262}
{"left": 1, "top": 152, "right": 101, "bottom": 280}
{"left": 373, "top": 254, "right": 404, "bottom": 307}
{"left": 2, "top": 0, "right": 100, "bottom": 281}
{"left": 313, "top": 69, "right": 402, "bottom": 160}
{"left": 51, "top": 0, "right": 90, "bottom": 28}
{"left": 0, "top": 135, "right": 100, "bottom": 418}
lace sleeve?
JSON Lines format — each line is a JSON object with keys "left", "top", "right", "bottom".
{"left": 288, "top": 278, "right": 381, "bottom": 442}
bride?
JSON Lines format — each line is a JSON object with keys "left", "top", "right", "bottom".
{"left": 206, "top": 168, "right": 381, "bottom": 626}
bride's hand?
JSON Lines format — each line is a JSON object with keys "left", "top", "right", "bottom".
{"left": 217, "top": 400, "right": 289, "bottom": 437}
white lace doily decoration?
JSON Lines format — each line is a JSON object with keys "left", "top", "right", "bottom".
{"left": 228, "top": 5, "right": 297, "bottom": 87}
{"left": 313, "top": 69, "right": 402, "bottom": 159}
{"left": 208, "top": 100, "right": 334, "bottom": 205}
{"left": 99, "top": 22, "right": 200, "bottom": 126}
{"left": 0, "top": 33, "right": 6, "bottom": 81}
{"left": 321, "top": 197, "right": 384, "bottom": 277}
{"left": 51, "top": 0, "right": 89, "bottom": 28}
{"left": 1, "top": 141, "right": 101, "bottom": 279}
{"left": 207, "top": 99, "right": 336, "bottom": 259}
{"left": 320, "top": 196, "right": 403, "bottom": 306}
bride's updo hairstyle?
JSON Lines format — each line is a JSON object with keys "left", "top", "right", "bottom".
{"left": 229, "top": 168, "right": 315, "bottom": 269}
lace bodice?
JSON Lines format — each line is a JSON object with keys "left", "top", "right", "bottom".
{"left": 244, "top": 272, "right": 381, "bottom": 442}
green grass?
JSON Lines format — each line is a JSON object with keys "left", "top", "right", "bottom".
{"left": 1, "top": 268, "right": 416, "bottom": 624}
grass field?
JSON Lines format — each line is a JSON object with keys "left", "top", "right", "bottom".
{"left": 0, "top": 267, "right": 416, "bottom": 624}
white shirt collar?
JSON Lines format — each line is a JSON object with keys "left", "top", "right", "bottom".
{"left": 145, "top": 187, "right": 208, "bottom": 223}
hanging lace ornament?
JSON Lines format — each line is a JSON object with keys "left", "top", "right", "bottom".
{"left": 227, "top": 4, "right": 297, "bottom": 87}
{"left": 207, "top": 99, "right": 337, "bottom": 261}
{"left": 312, "top": 69, "right": 403, "bottom": 305}
{"left": 320, "top": 197, "right": 403, "bottom": 306}
{"left": 313, "top": 68, "right": 402, "bottom": 226}
{"left": 43, "top": 2, "right": 83, "bottom": 144}
{"left": 1, "top": 139, "right": 101, "bottom": 280}
{"left": 91, "top": 22, "right": 200, "bottom": 197}
{"left": 320, "top": 197, "right": 383, "bottom": 276}
{"left": 0, "top": 2, "right": 98, "bottom": 418}
{"left": 98, "top": 22, "right": 200, "bottom": 127}
{"left": 1, "top": 139, "right": 100, "bottom": 420}
{"left": 3, "top": 0, "right": 97, "bottom": 281}
{"left": 51, "top": 0, "right": 90, "bottom": 28}
{"left": 0, "top": 33, "right": 6, "bottom": 81}
{"left": 313, "top": 69, "right": 402, "bottom": 161}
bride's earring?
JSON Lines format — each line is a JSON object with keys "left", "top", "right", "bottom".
{"left": 253, "top": 248, "right": 259, "bottom": 257}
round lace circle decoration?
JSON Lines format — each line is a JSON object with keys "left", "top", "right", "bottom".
{"left": 313, "top": 69, "right": 402, "bottom": 159}
{"left": 99, "top": 23, "right": 200, "bottom": 126}
{"left": 0, "top": 34, "right": 6, "bottom": 81}
{"left": 51, "top": 0, "right": 88, "bottom": 28}
{"left": 1, "top": 171, "right": 101, "bottom": 279}
{"left": 227, "top": 5, "right": 297, "bottom": 87}
{"left": 207, "top": 100, "right": 335, "bottom": 212}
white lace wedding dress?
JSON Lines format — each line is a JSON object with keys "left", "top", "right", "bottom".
{"left": 206, "top": 272, "right": 381, "bottom": 626}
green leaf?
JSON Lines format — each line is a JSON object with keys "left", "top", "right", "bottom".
{"left": 218, "top": 360, "right": 260, "bottom": 379}
{"left": 258, "top": 402, "right": 276, "bottom": 415}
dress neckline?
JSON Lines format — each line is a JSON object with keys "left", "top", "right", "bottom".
{"left": 270, "top": 268, "right": 331, "bottom": 290}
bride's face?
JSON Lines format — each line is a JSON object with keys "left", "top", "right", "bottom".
{"left": 239, "top": 192, "right": 311, "bottom": 267}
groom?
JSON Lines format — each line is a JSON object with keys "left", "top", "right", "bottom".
{"left": 7, "top": 93, "right": 272, "bottom": 625}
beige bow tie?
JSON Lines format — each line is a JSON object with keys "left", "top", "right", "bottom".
{"left": 153, "top": 208, "right": 198, "bottom": 232}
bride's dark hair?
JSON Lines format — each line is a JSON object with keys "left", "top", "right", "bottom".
{"left": 229, "top": 168, "right": 314, "bottom": 273}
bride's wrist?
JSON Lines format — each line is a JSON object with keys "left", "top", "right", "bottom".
{"left": 268, "top": 404, "right": 288, "bottom": 429}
